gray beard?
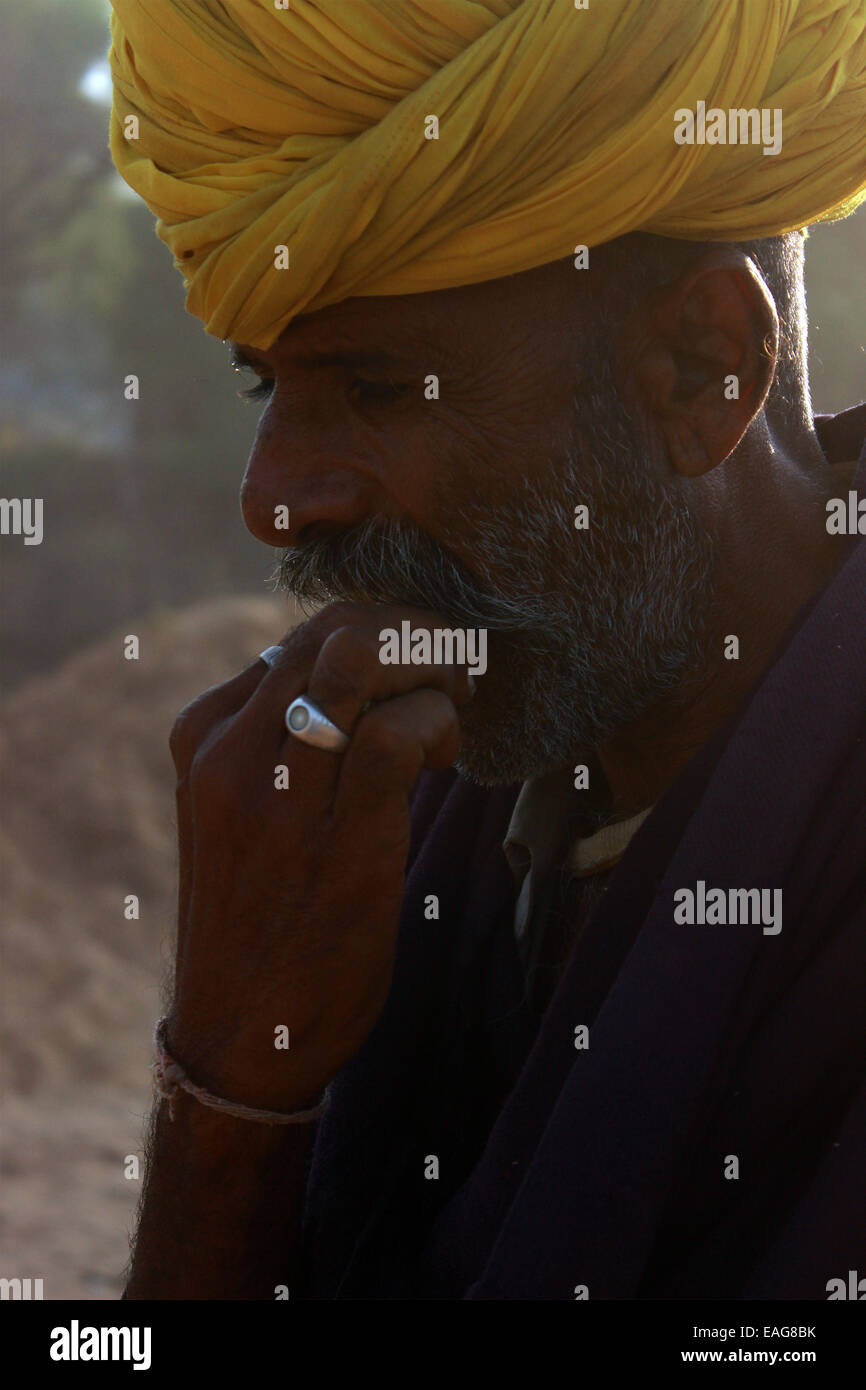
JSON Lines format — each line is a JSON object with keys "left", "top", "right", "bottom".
{"left": 276, "top": 378, "right": 715, "bottom": 787}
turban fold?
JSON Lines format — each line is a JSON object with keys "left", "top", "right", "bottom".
{"left": 108, "top": 0, "right": 866, "bottom": 351}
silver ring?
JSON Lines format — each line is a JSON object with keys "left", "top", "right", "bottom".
{"left": 259, "top": 645, "right": 284, "bottom": 668}
{"left": 285, "top": 695, "right": 349, "bottom": 753}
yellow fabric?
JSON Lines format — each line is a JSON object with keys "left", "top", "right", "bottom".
{"left": 108, "top": 0, "right": 866, "bottom": 351}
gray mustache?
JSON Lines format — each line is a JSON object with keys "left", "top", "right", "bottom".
{"left": 275, "top": 518, "right": 549, "bottom": 631}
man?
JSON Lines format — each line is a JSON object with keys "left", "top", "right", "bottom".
{"left": 108, "top": 1, "right": 866, "bottom": 1299}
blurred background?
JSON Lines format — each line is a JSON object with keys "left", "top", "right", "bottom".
{"left": 0, "top": 0, "right": 864, "bottom": 1299}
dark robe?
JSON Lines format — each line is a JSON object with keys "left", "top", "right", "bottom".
{"left": 300, "top": 406, "right": 866, "bottom": 1300}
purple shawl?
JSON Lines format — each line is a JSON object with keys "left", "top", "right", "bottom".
{"left": 301, "top": 406, "right": 866, "bottom": 1300}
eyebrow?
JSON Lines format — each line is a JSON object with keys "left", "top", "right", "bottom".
{"left": 229, "top": 343, "right": 400, "bottom": 373}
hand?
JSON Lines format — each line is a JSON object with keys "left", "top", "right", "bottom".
{"left": 166, "top": 602, "right": 475, "bottom": 1111}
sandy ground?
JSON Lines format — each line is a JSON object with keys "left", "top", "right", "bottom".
{"left": 0, "top": 595, "right": 295, "bottom": 1299}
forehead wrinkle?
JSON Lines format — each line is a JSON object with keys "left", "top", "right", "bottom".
{"left": 234, "top": 326, "right": 434, "bottom": 374}
{"left": 285, "top": 291, "right": 489, "bottom": 369}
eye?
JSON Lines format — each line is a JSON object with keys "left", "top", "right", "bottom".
{"left": 229, "top": 348, "right": 275, "bottom": 402}
{"left": 349, "top": 376, "right": 408, "bottom": 405}
{"left": 237, "top": 375, "right": 275, "bottom": 402}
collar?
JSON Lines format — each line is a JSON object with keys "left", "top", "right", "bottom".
{"left": 569, "top": 805, "right": 655, "bottom": 878}
{"left": 503, "top": 766, "right": 579, "bottom": 882}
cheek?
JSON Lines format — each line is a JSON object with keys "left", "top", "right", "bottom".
{"left": 430, "top": 394, "right": 536, "bottom": 473}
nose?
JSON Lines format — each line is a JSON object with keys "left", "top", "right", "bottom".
{"left": 240, "top": 398, "right": 382, "bottom": 547}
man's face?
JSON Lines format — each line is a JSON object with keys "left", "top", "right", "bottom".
{"left": 237, "top": 259, "right": 715, "bottom": 786}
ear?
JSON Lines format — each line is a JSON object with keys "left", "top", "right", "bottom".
{"left": 619, "top": 250, "right": 780, "bottom": 477}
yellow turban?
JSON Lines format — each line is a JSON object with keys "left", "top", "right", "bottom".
{"left": 108, "top": 0, "right": 866, "bottom": 352}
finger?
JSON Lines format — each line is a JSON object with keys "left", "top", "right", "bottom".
{"left": 306, "top": 623, "right": 474, "bottom": 739}
{"left": 180, "top": 607, "right": 374, "bottom": 811}
{"left": 172, "top": 645, "right": 287, "bottom": 968}
{"left": 169, "top": 656, "right": 270, "bottom": 775}
{"left": 334, "top": 689, "right": 460, "bottom": 818}
{"left": 221, "top": 600, "right": 475, "bottom": 778}
{"left": 253, "top": 601, "right": 477, "bottom": 706}
{"left": 226, "top": 602, "right": 366, "bottom": 739}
